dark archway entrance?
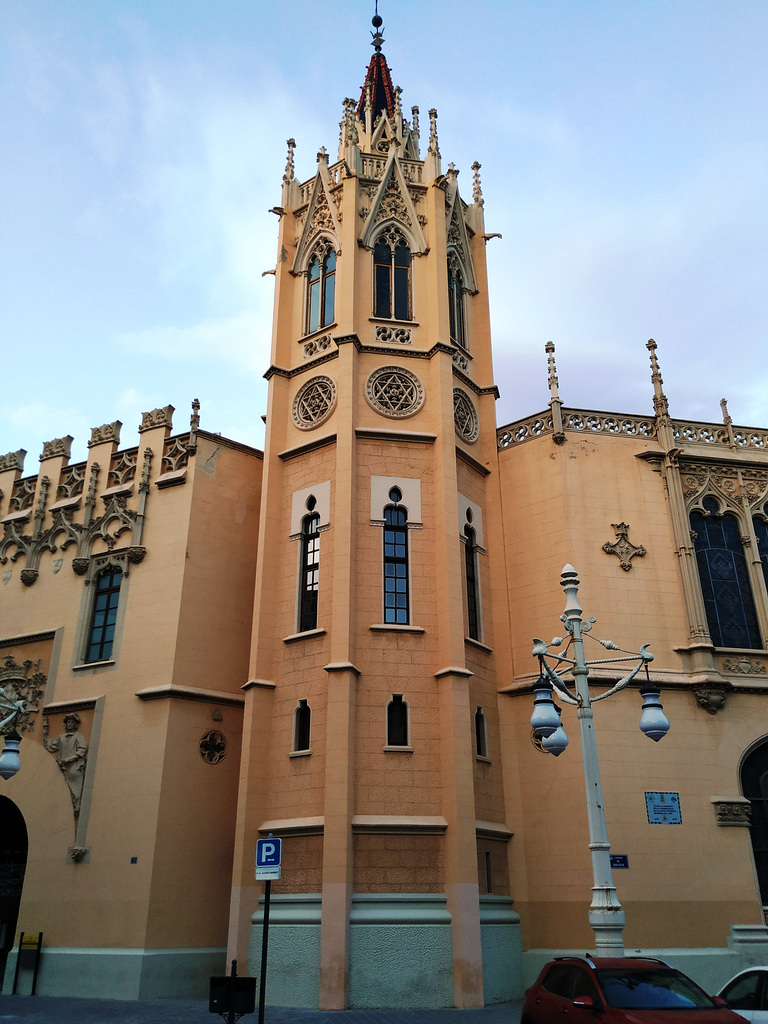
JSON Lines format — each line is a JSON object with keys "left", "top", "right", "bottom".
{"left": 741, "top": 741, "right": 768, "bottom": 908}
{"left": 0, "top": 796, "right": 28, "bottom": 990}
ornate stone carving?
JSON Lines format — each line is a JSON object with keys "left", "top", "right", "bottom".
{"left": 292, "top": 376, "right": 338, "bottom": 430}
{"left": 453, "top": 389, "right": 479, "bottom": 443}
{"left": 199, "top": 730, "right": 227, "bottom": 764}
{"left": 452, "top": 349, "right": 470, "bottom": 374}
{"left": 0, "top": 450, "right": 26, "bottom": 473}
{"left": 72, "top": 557, "right": 89, "bottom": 576}
{"left": 162, "top": 437, "right": 191, "bottom": 474}
{"left": 497, "top": 414, "right": 555, "bottom": 449}
{"left": 9, "top": 477, "right": 36, "bottom": 513}
{"left": 602, "top": 523, "right": 647, "bottom": 571}
{"left": 19, "top": 569, "right": 38, "bottom": 587}
{"left": 366, "top": 366, "right": 425, "bottom": 419}
{"left": 140, "top": 405, "right": 174, "bottom": 432}
{"left": 41, "top": 436, "right": 73, "bottom": 461}
{"left": 303, "top": 334, "right": 335, "bottom": 359}
{"left": 57, "top": 462, "right": 86, "bottom": 500}
{"left": 127, "top": 546, "right": 147, "bottom": 565}
{"left": 692, "top": 684, "right": 730, "bottom": 715}
{"left": 307, "top": 333, "right": 334, "bottom": 356}
{"left": 109, "top": 448, "right": 138, "bottom": 488}
{"left": 722, "top": 656, "right": 766, "bottom": 675}
{"left": 375, "top": 325, "right": 412, "bottom": 345}
{"left": 89, "top": 422, "right": 122, "bottom": 447}
{"left": 44, "top": 712, "right": 88, "bottom": 819}
{"left": 0, "top": 656, "right": 45, "bottom": 734}
{"left": 712, "top": 799, "right": 751, "bottom": 827}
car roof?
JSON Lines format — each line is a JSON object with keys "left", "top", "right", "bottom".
{"left": 551, "top": 956, "right": 675, "bottom": 970}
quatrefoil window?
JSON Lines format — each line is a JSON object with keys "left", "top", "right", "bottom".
{"left": 453, "top": 389, "right": 479, "bottom": 443}
{"left": 199, "top": 730, "right": 227, "bottom": 765}
{"left": 292, "top": 375, "right": 338, "bottom": 430}
{"left": 366, "top": 366, "right": 425, "bottom": 419}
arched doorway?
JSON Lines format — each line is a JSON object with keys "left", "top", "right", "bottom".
{"left": 741, "top": 741, "right": 768, "bottom": 910}
{"left": 0, "top": 796, "right": 28, "bottom": 989}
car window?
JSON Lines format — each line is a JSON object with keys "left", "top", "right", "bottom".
{"left": 596, "top": 968, "right": 714, "bottom": 1009}
{"left": 543, "top": 965, "right": 578, "bottom": 999}
{"left": 722, "top": 973, "right": 761, "bottom": 1010}
{"left": 543, "top": 965, "right": 597, "bottom": 1003}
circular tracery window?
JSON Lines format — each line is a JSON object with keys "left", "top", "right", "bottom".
{"left": 292, "top": 375, "right": 337, "bottom": 430}
{"left": 453, "top": 389, "right": 479, "bottom": 443}
{"left": 365, "top": 365, "right": 425, "bottom": 419}
{"left": 199, "top": 730, "right": 227, "bottom": 765}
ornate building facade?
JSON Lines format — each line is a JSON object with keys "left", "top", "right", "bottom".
{"left": 2, "top": 17, "right": 768, "bottom": 1007}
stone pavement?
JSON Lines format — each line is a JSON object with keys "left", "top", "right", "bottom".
{"left": 0, "top": 995, "right": 523, "bottom": 1024}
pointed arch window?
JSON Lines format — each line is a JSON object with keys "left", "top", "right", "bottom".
{"left": 86, "top": 566, "right": 122, "bottom": 662}
{"left": 374, "top": 228, "right": 411, "bottom": 321}
{"left": 293, "top": 699, "right": 311, "bottom": 753}
{"left": 386, "top": 693, "right": 410, "bottom": 747}
{"left": 752, "top": 514, "right": 768, "bottom": 593}
{"left": 306, "top": 245, "right": 336, "bottom": 335}
{"left": 475, "top": 706, "right": 488, "bottom": 759}
{"left": 741, "top": 740, "right": 768, "bottom": 904}
{"left": 464, "top": 519, "right": 480, "bottom": 641}
{"left": 448, "top": 254, "right": 467, "bottom": 349}
{"left": 691, "top": 496, "right": 762, "bottom": 649}
{"left": 383, "top": 488, "right": 409, "bottom": 624}
{"left": 298, "top": 503, "right": 321, "bottom": 632}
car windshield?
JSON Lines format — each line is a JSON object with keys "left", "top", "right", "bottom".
{"left": 596, "top": 969, "right": 715, "bottom": 1010}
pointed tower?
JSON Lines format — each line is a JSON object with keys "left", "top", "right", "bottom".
{"left": 228, "top": 11, "right": 518, "bottom": 1009}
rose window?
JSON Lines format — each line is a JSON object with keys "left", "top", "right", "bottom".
{"left": 453, "top": 389, "right": 479, "bottom": 443}
{"left": 365, "top": 366, "right": 425, "bottom": 419}
{"left": 292, "top": 375, "right": 337, "bottom": 430}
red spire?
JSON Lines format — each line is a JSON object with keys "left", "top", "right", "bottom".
{"left": 357, "top": 52, "right": 396, "bottom": 121}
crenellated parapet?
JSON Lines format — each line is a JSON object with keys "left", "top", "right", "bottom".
{"left": 0, "top": 403, "right": 199, "bottom": 586}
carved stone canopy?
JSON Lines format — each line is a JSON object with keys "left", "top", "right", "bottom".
{"left": 603, "top": 522, "right": 647, "bottom": 571}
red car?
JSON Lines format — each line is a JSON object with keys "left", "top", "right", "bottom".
{"left": 522, "top": 956, "right": 748, "bottom": 1024}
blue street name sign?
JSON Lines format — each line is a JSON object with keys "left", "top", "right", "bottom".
{"left": 255, "top": 837, "right": 282, "bottom": 880}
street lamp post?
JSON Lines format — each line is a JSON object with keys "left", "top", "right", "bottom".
{"left": 531, "top": 564, "right": 669, "bottom": 956}
{"left": 0, "top": 686, "right": 26, "bottom": 780}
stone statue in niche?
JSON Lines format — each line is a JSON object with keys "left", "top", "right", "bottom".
{"left": 43, "top": 713, "right": 88, "bottom": 818}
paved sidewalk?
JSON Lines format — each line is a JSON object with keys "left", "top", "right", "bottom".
{"left": 0, "top": 995, "right": 522, "bottom": 1024}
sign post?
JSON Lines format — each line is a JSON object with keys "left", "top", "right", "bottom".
{"left": 255, "top": 836, "right": 282, "bottom": 1024}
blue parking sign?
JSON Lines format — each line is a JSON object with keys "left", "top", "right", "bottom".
{"left": 256, "top": 837, "right": 282, "bottom": 879}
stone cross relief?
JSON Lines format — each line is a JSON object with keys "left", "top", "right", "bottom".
{"left": 603, "top": 522, "right": 647, "bottom": 571}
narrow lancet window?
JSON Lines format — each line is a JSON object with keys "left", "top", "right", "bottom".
{"left": 383, "top": 488, "right": 409, "bottom": 624}
{"left": 307, "top": 247, "right": 336, "bottom": 334}
{"left": 387, "top": 694, "right": 409, "bottom": 747}
{"left": 299, "top": 502, "right": 321, "bottom": 632}
{"left": 293, "top": 699, "right": 311, "bottom": 752}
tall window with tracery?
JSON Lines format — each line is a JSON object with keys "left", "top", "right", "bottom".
{"left": 464, "top": 521, "right": 480, "bottom": 640}
{"left": 448, "top": 255, "right": 466, "bottom": 349}
{"left": 373, "top": 228, "right": 411, "bottom": 321}
{"left": 383, "top": 487, "right": 409, "bottom": 624}
{"left": 691, "top": 496, "right": 762, "bottom": 649}
{"left": 299, "top": 504, "right": 321, "bottom": 632}
{"left": 86, "top": 566, "right": 122, "bottom": 662}
{"left": 306, "top": 245, "right": 336, "bottom": 335}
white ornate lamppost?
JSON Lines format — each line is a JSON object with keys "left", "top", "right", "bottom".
{"left": 0, "top": 687, "right": 25, "bottom": 780}
{"left": 531, "top": 564, "right": 670, "bottom": 955}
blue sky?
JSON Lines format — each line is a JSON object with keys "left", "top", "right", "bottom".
{"left": 1, "top": 0, "right": 766, "bottom": 465}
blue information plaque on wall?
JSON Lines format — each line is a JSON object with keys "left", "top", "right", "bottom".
{"left": 645, "top": 791, "right": 682, "bottom": 824}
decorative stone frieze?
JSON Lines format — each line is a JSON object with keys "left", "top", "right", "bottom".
{"left": 292, "top": 376, "right": 338, "bottom": 430}
{"left": 41, "top": 436, "right": 73, "bottom": 461}
{"left": 375, "top": 325, "right": 412, "bottom": 345}
{"left": 722, "top": 656, "right": 766, "bottom": 675}
{"left": 303, "top": 334, "right": 335, "bottom": 359}
{"left": 366, "top": 366, "right": 425, "bottom": 419}
{"left": 89, "top": 422, "right": 122, "bottom": 447}
{"left": 452, "top": 349, "right": 470, "bottom": 374}
{"left": 453, "top": 389, "right": 479, "bottom": 443}
{"left": 692, "top": 684, "right": 731, "bottom": 715}
{"left": 603, "top": 523, "right": 647, "bottom": 572}
{"left": 140, "top": 405, "right": 174, "bottom": 432}
{"left": 711, "top": 797, "right": 752, "bottom": 827}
